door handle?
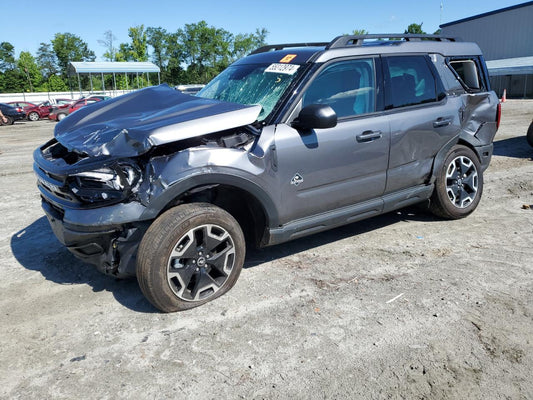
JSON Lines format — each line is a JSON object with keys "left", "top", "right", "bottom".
{"left": 433, "top": 118, "right": 452, "bottom": 128}
{"left": 356, "top": 130, "right": 382, "bottom": 143}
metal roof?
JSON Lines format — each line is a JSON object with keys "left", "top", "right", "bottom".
{"left": 68, "top": 61, "right": 160, "bottom": 75}
{"left": 441, "top": 1, "right": 533, "bottom": 27}
{"left": 486, "top": 56, "right": 533, "bottom": 76}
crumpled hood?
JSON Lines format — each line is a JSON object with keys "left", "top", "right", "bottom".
{"left": 54, "top": 84, "right": 261, "bottom": 158}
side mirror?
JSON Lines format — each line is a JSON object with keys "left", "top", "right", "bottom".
{"left": 292, "top": 104, "right": 337, "bottom": 130}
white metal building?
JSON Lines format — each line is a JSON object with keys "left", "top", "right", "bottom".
{"left": 441, "top": 1, "right": 533, "bottom": 98}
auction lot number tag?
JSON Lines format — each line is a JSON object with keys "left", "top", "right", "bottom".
{"left": 265, "top": 63, "right": 300, "bottom": 75}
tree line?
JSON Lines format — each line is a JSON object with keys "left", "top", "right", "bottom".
{"left": 0, "top": 22, "right": 431, "bottom": 94}
{"left": 0, "top": 21, "right": 268, "bottom": 93}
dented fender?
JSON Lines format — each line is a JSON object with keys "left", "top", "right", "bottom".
{"left": 136, "top": 143, "right": 281, "bottom": 226}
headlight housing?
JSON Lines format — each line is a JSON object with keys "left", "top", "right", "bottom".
{"left": 69, "top": 163, "right": 142, "bottom": 204}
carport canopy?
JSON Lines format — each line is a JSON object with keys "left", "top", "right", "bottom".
{"left": 68, "top": 61, "right": 161, "bottom": 93}
{"left": 68, "top": 61, "right": 160, "bottom": 75}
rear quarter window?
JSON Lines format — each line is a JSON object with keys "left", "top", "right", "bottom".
{"left": 447, "top": 57, "right": 487, "bottom": 92}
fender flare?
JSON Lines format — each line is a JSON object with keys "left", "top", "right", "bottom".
{"left": 139, "top": 172, "right": 280, "bottom": 227}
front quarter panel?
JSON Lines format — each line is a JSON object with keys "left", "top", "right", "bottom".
{"left": 138, "top": 126, "right": 281, "bottom": 226}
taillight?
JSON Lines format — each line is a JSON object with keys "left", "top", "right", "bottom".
{"left": 496, "top": 102, "right": 502, "bottom": 130}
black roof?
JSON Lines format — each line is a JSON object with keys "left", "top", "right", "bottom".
{"left": 234, "top": 47, "right": 325, "bottom": 65}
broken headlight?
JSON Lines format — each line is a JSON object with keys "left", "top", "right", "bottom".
{"left": 69, "top": 163, "right": 142, "bottom": 204}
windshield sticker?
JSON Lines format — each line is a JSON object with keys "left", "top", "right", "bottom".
{"left": 279, "top": 54, "right": 297, "bottom": 63}
{"left": 265, "top": 63, "right": 300, "bottom": 75}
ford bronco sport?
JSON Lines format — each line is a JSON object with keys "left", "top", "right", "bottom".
{"left": 34, "top": 34, "right": 500, "bottom": 312}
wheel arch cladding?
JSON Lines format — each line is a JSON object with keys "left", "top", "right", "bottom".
{"left": 140, "top": 173, "right": 277, "bottom": 245}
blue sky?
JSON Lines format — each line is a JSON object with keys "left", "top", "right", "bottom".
{"left": 0, "top": 0, "right": 527, "bottom": 60}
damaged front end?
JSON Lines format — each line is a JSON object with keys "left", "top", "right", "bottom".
{"left": 33, "top": 85, "right": 263, "bottom": 277}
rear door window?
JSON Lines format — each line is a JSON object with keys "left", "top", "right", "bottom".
{"left": 384, "top": 55, "right": 441, "bottom": 109}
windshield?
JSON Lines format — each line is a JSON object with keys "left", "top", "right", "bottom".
{"left": 197, "top": 63, "right": 302, "bottom": 121}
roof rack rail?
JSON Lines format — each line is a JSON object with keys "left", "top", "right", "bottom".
{"left": 250, "top": 42, "right": 329, "bottom": 55}
{"left": 327, "top": 34, "right": 460, "bottom": 49}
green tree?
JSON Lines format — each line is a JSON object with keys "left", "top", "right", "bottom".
{"left": 352, "top": 29, "right": 369, "bottom": 35}
{"left": 115, "top": 43, "right": 132, "bottom": 61}
{"left": 232, "top": 28, "right": 268, "bottom": 61}
{"left": 17, "top": 51, "right": 42, "bottom": 92}
{"left": 98, "top": 30, "right": 118, "bottom": 61}
{"left": 44, "top": 75, "right": 68, "bottom": 91}
{"left": 0, "top": 42, "right": 16, "bottom": 71}
{"left": 147, "top": 27, "right": 169, "bottom": 68}
{"left": 128, "top": 25, "right": 148, "bottom": 61}
{"left": 52, "top": 33, "right": 96, "bottom": 77}
{"left": 178, "top": 21, "right": 234, "bottom": 83}
{"left": 405, "top": 23, "right": 426, "bottom": 34}
{"left": 37, "top": 43, "right": 58, "bottom": 78}
{"left": 0, "top": 69, "right": 25, "bottom": 92}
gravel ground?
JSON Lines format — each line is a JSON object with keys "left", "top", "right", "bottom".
{"left": 0, "top": 100, "right": 532, "bottom": 399}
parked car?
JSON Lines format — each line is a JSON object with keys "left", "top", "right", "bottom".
{"left": 0, "top": 103, "right": 26, "bottom": 125}
{"left": 68, "top": 97, "right": 103, "bottom": 114}
{"left": 7, "top": 101, "right": 36, "bottom": 109}
{"left": 86, "top": 95, "right": 111, "bottom": 101}
{"left": 23, "top": 101, "right": 56, "bottom": 121}
{"left": 34, "top": 34, "right": 500, "bottom": 312}
{"left": 49, "top": 97, "right": 103, "bottom": 121}
{"left": 54, "top": 98, "right": 75, "bottom": 106}
{"left": 527, "top": 120, "right": 533, "bottom": 147}
{"left": 48, "top": 105, "right": 70, "bottom": 121}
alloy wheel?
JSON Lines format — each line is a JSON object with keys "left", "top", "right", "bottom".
{"left": 167, "top": 224, "right": 236, "bottom": 301}
{"left": 445, "top": 155, "right": 478, "bottom": 208}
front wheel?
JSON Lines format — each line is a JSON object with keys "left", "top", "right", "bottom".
{"left": 137, "top": 203, "right": 245, "bottom": 312}
{"left": 430, "top": 145, "right": 483, "bottom": 219}
{"left": 57, "top": 113, "right": 67, "bottom": 121}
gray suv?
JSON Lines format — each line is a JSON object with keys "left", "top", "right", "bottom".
{"left": 34, "top": 34, "right": 500, "bottom": 312}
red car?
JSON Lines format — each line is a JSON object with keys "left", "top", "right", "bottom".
{"left": 9, "top": 99, "right": 74, "bottom": 121}
{"left": 49, "top": 97, "right": 102, "bottom": 121}
{"left": 68, "top": 97, "right": 102, "bottom": 114}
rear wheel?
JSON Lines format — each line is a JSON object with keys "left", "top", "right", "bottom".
{"left": 28, "top": 111, "right": 39, "bottom": 121}
{"left": 430, "top": 145, "right": 483, "bottom": 219}
{"left": 57, "top": 113, "right": 67, "bottom": 121}
{"left": 137, "top": 203, "right": 245, "bottom": 312}
{"left": 527, "top": 121, "right": 533, "bottom": 147}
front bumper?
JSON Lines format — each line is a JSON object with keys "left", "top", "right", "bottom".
{"left": 41, "top": 198, "right": 149, "bottom": 277}
{"left": 34, "top": 139, "right": 154, "bottom": 276}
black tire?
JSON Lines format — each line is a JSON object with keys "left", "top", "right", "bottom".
{"left": 137, "top": 203, "right": 245, "bottom": 312}
{"left": 28, "top": 112, "right": 40, "bottom": 121}
{"left": 2, "top": 116, "right": 14, "bottom": 125}
{"left": 527, "top": 121, "right": 533, "bottom": 148}
{"left": 430, "top": 145, "right": 483, "bottom": 219}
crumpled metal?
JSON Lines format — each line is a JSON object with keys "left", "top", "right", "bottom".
{"left": 54, "top": 84, "right": 260, "bottom": 158}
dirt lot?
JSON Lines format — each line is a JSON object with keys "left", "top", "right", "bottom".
{"left": 0, "top": 101, "right": 532, "bottom": 399}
